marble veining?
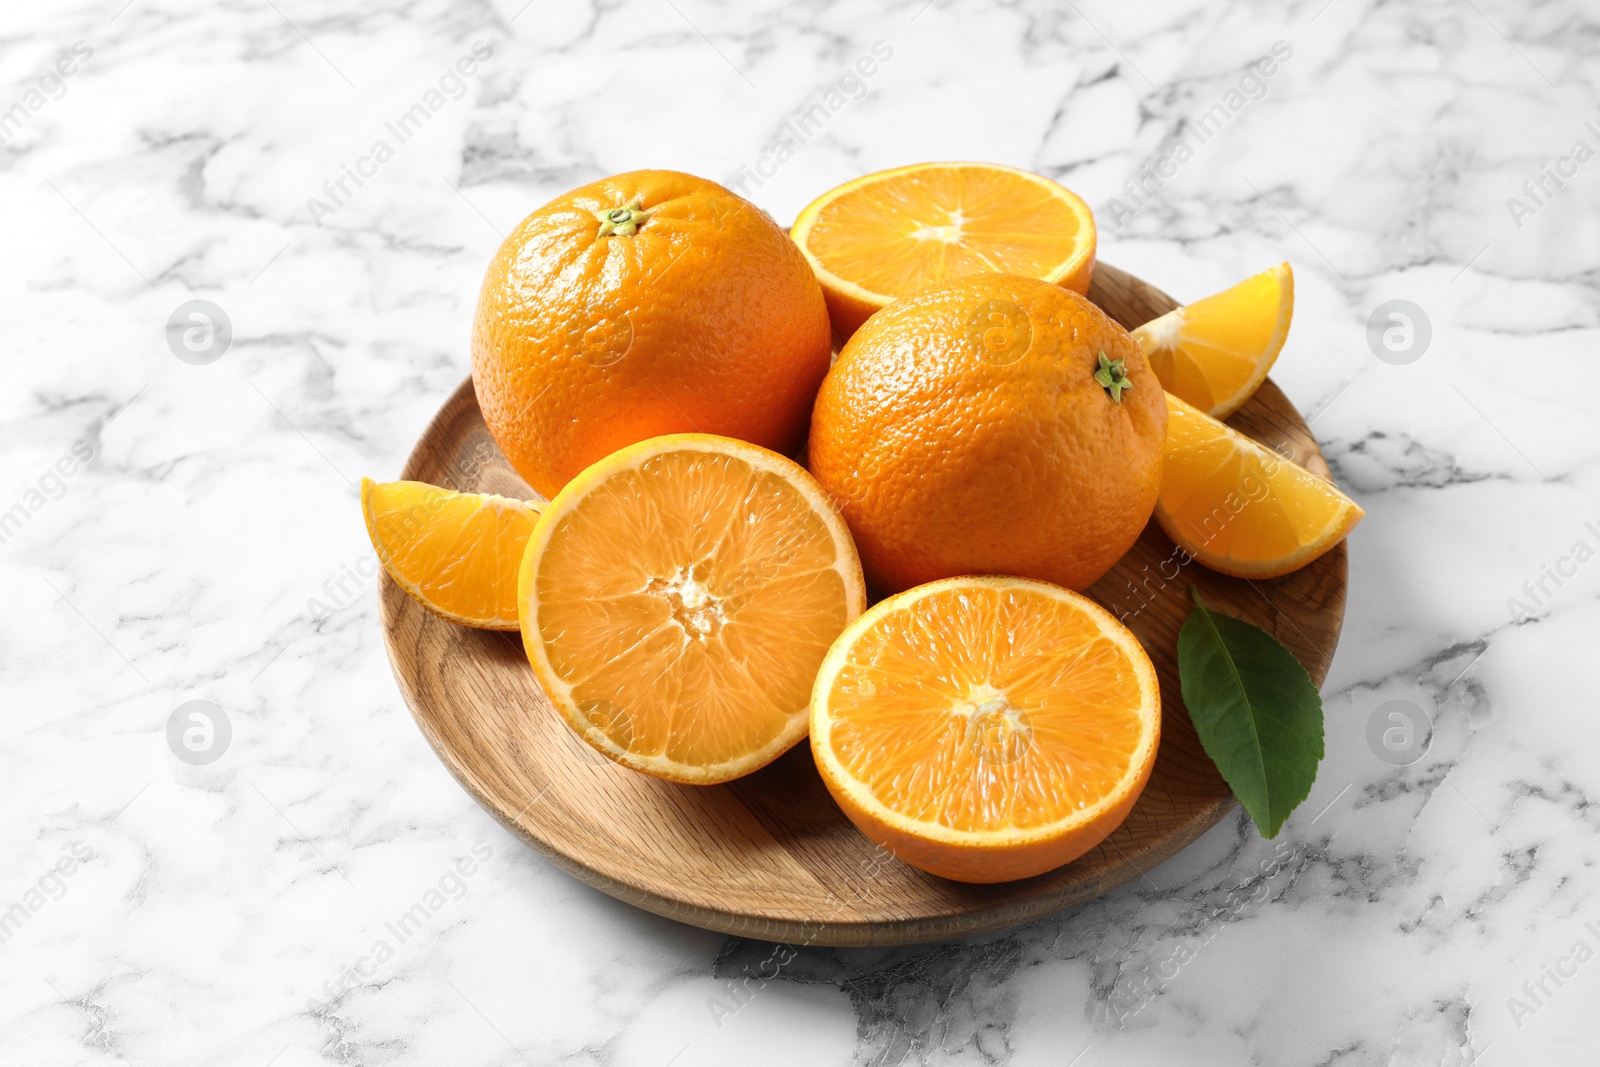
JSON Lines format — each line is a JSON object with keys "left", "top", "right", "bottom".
{"left": 2, "top": 0, "right": 1596, "bottom": 1063}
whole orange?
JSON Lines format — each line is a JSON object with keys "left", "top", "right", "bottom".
{"left": 807, "top": 273, "right": 1167, "bottom": 593}
{"left": 471, "top": 170, "right": 831, "bottom": 499}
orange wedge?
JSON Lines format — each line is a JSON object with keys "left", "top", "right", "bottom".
{"left": 1156, "top": 394, "right": 1363, "bottom": 578}
{"left": 362, "top": 478, "right": 541, "bottom": 630}
{"left": 811, "top": 576, "right": 1160, "bottom": 883}
{"left": 792, "top": 162, "right": 1097, "bottom": 342}
{"left": 1133, "top": 263, "right": 1293, "bottom": 418}
{"left": 519, "top": 434, "right": 867, "bottom": 784}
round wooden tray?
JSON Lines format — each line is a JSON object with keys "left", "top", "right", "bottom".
{"left": 378, "top": 262, "right": 1347, "bottom": 947}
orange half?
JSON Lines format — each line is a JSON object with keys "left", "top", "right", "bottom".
{"left": 1133, "top": 263, "right": 1293, "bottom": 418}
{"left": 1156, "top": 393, "right": 1364, "bottom": 578}
{"left": 810, "top": 576, "right": 1160, "bottom": 883}
{"left": 519, "top": 434, "right": 867, "bottom": 784}
{"left": 792, "top": 162, "right": 1097, "bottom": 342}
{"left": 362, "top": 478, "right": 540, "bottom": 630}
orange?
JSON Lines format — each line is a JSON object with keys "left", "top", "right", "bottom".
{"left": 1133, "top": 263, "right": 1293, "bottom": 418}
{"left": 792, "top": 162, "right": 1097, "bottom": 343}
{"left": 518, "top": 434, "right": 867, "bottom": 784}
{"left": 361, "top": 478, "right": 540, "bottom": 630}
{"left": 472, "top": 170, "right": 831, "bottom": 499}
{"left": 811, "top": 576, "right": 1160, "bottom": 883}
{"left": 1156, "top": 394, "right": 1363, "bottom": 578}
{"left": 807, "top": 273, "right": 1166, "bottom": 594}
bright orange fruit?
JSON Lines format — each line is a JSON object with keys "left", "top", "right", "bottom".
{"left": 807, "top": 272, "right": 1166, "bottom": 594}
{"left": 1133, "top": 263, "right": 1293, "bottom": 419}
{"left": 1156, "top": 393, "right": 1363, "bottom": 578}
{"left": 362, "top": 478, "right": 540, "bottom": 630}
{"left": 519, "top": 434, "right": 867, "bottom": 784}
{"left": 791, "top": 162, "right": 1097, "bottom": 342}
{"left": 811, "top": 576, "right": 1161, "bottom": 883}
{"left": 472, "top": 170, "right": 831, "bottom": 499}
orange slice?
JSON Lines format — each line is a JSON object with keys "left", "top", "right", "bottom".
{"left": 1156, "top": 394, "right": 1364, "bottom": 578}
{"left": 362, "top": 478, "right": 541, "bottom": 630}
{"left": 792, "top": 162, "right": 1097, "bottom": 342}
{"left": 519, "top": 434, "right": 867, "bottom": 784}
{"left": 811, "top": 576, "right": 1160, "bottom": 884}
{"left": 1132, "top": 263, "right": 1293, "bottom": 418}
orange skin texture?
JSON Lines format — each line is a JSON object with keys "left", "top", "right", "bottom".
{"left": 807, "top": 274, "right": 1167, "bottom": 594}
{"left": 821, "top": 250, "right": 1094, "bottom": 348}
{"left": 471, "top": 170, "right": 832, "bottom": 499}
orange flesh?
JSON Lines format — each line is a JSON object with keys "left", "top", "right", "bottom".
{"left": 803, "top": 166, "right": 1092, "bottom": 298}
{"left": 363, "top": 479, "right": 537, "bottom": 629}
{"left": 1158, "top": 395, "right": 1363, "bottom": 573}
{"left": 532, "top": 448, "right": 856, "bottom": 771}
{"left": 820, "top": 583, "right": 1151, "bottom": 833}
{"left": 1136, "top": 264, "right": 1292, "bottom": 417}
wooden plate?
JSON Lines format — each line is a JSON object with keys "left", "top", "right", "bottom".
{"left": 379, "top": 262, "right": 1347, "bottom": 947}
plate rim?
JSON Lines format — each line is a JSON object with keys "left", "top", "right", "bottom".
{"left": 378, "top": 262, "right": 1346, "bottom": 946}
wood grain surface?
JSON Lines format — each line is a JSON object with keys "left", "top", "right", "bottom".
{"left": 377, "top": 261, "right": 1348, "bottom": 947}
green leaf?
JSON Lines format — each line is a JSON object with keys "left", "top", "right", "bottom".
{"left": 1176, "top": 588, "right": 1324, "bottom": 838}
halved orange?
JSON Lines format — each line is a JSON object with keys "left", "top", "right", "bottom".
{"left": 362, "top": 478, "right": 541, "bottom": 629}
{"left": 519, "top": 434, "right": 867, "bottom": 784}
{"left": 792, "top": 162, "right": 1097, "bottom": 342}
{"left": 1156, "top": 394, "right": 1363, "bottom": 578}
{"left": 811, "top": 576, "right": 1160, "bottom": 884}
{"left": 1132, "top": 263, "right": 1293, "bottom": 418}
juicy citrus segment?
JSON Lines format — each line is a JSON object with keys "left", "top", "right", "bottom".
{"left": 792, "top": 162, "right": 1097, "bottom": 341}
{"left": 520, "top": 434, "right": 867, "bottom": 784}
{"left": 1133, "top": 263, "right": 1293, "bottom": 418}
{"left": 361, "top": 478, "right": 540, "bottom": 630}
{"left": 811, "top": 577, "right": 1160, "bottom": 883}
{"left": 1156, "top": 394, "right": 1364, "bottom": 578}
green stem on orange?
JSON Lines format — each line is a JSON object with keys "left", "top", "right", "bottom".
{"left": 1095, "top": 350, "right": 1133, "bottom": 403}
{"left": 594, "top": 200, "right": 652, "bottom": 237}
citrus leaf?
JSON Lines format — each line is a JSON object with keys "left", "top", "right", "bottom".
{"left": 1177, "top": 588, "right": 1324, "bottom": 838}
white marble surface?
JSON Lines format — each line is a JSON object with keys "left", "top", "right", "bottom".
{"left": 2, "top": 0, "right": 1596, "bottom": 1063}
